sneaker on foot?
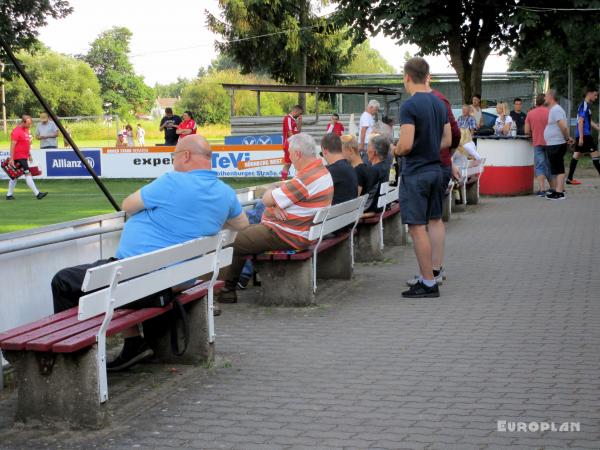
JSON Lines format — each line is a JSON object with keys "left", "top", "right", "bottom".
{"left": 406, "top": 272, "right": 444, "bottom": 287}
{"left": 106, "top": 337, "right": 153, "bottom": 372}
{"left": 545, "top": 191, "right": 565, "bottom": 200}
{"left": 402, "top": 281, "right": 440, "bottom": 298}
{"left": 535, "top": 190, "right": 546, "bottom": 197}
{"left": 6, "top": 195, "right": 14, "bottom": 200}
{"left": 237, "top": 278, "right": 250, "bottom": 290}
{"left": 566, "top": 179, "right": 581, "bottom": 185}
{"left": 36, "top": 192, "right": 48, "bottom": 200}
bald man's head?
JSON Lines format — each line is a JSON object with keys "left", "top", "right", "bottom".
{"left": 172, "top": 135, "right": 212, "bottom": 172}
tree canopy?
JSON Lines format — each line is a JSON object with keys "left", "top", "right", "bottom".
{"left": 207, "top": 0, "right": 354, "bottom": 106}
{"left": 0, "top": 0, "right": 72, "bottom": 62}
{"left": 511, "top": 1, "right": 600, "bottom": 100}
{"left": 342, "top": 41, "right": 395, "bottom": 74}
{"left": 81, "top": 26, "right": 153, "bottom": 116}
{"left": 335, "top": 0, "right": 525, "bottom": 102}
{"left": 6, "top": 48, "right": 103, "bottom": 117}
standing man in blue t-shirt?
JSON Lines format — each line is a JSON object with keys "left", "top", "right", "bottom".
{"left": 394, "top": 57, "right": 451, "bottom": 298}
{"left": 51, "top": 135, "right": 249, "bottom": 370}
{"left": 566, "top": 87, "right": 600, "bottom": 184}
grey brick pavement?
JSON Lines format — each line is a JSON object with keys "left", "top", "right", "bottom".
{"left": 1, "top": 177, "right": 599, "bottom": 449}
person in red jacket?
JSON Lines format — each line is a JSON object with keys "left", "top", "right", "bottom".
{"left": 326, "top": 113, "right": 345, "bottom": 136}
{"left": 405, "top": 84, "right": 460, "bottom": 288}
{"left": 176, "top": 111, "right": 197, "bottom": 140}
{"left": 281, "top": 105, "right": 302, "bottom": 180}
{"left": 5, "top": 115, "right": 47, "bottom": 200}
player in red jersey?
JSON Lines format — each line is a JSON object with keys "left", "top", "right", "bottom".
{"left": 326, "top": 113, "right": 345, "bottom": 136}
{"left": 282, "top": 105, "right": 303, "bottom": 180}
{"left": 5, "top": 115, "right": 47, "bottom": 200}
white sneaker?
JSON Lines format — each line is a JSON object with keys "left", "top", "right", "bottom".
{"left": 406, "top": 269, "right": 445, "bottom": 287}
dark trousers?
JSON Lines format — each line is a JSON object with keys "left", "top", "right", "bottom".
{"left": 220, "top": 224, "right": 291, "bottom": 289}
{"left": 51, "top": 258, "right": 116, "bottom": 313}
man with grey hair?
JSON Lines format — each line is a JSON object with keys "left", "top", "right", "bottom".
{"left": 363, "top": 133, "right": 391, "bottom": 213}
{"left": 359, "top": 99, "right": 380, "bottom": 162}
{"left": 543, "top": 89, "right": 573, "bottom": 200}
{"left": 218, "top": 132, "right": 334, "bottom": 303}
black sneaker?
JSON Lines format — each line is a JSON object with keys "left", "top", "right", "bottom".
{"left": 106, "top": 336, "right": 153, "bottom": 372}
{"left": 535, "top": 190, "right": 546, "bottom": 197}
{"left": 6, "top": 195, "right": 14, "bottom": 200}
{"left": 401, "top": 280, "right": 440, "bottom": 298}
{"left": 36, "top": 192, "right": 48, "bottom": 200}
{"left": 237, "top": 277, "right": 250, "bottom": 290}
{"left": 545, "top": 191, "right": 565, "bottom": 200}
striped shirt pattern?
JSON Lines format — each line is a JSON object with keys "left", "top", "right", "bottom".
{"left": 262, "top": 159, "right": 333, "bottom": 249}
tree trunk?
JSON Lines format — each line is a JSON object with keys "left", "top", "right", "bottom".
{"left": 296, "top": 0, "right": 309, "bottom": 111}
{"left": 470, "top": 44, "right": 491, "bottom": 105}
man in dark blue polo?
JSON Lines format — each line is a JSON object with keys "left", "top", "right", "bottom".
{"left": 394, "top": 57, "right": 451, "bottom": 298}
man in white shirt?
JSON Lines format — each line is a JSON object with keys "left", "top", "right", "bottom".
{"left": 359, "top": 99, "right": 380, "bottom": 162}
{"left": 35, "top": 112, "right": 59, "bottom": 149}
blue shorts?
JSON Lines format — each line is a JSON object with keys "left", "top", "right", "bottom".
{"left": 534, "top": 145, "right": 552, "bottom": 179}
{"left": 399, "top": 167, "right": 444, "bottom": 225}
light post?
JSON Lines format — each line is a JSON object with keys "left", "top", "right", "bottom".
{"left": 103, "top": 102, "right": 112, "bottom": 147}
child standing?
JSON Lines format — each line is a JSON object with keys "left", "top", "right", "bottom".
{"left": 136, "top": 123, "right": 145, "bottom": 146}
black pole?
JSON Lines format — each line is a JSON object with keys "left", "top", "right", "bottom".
{"left": 0, "top": 37, "right": 121, "bottom": 211}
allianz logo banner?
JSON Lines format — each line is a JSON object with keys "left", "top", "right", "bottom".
{"left": 46, "top": 150, "right": 102, "bottom": 177}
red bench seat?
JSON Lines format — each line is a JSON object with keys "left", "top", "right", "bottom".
{"left": 254, "top": 231, "right": 352, "bottom": 261}
{"left": 359, "top": 202, "right": 400, "bottom": 225}
{"left": 0, "top": 280, "right": 222, "bottom": 354}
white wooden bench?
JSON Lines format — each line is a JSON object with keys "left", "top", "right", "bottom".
{"left": 0, "top": 230, "right": 235, "bottom": 428}
{"left": 254, "top": 195, "right": 367, "bottom": 306}
{"left": 455, "top": 158, "right": 486, "bottom": 206}
{"left": 356, "top": 182, "right": 405, "bottom": 261}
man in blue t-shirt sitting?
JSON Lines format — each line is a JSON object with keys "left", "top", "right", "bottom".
{"left": 51, "top": 135, "right": 249, "bottom": 370}
{"left": 394, "top": 57, "right": 451, "bottom": 298}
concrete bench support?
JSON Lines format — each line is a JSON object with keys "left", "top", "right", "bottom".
{"left": 4, "top": 346, "right": 107, "bottom": 429}
{"left": 255, "top": 259, "right": 314, "bottom": 307}
{"left": 317, "top": 239, "right": 353, "bottom": 280}
{"left": 383, "top": 212, "right": 407, "bottom": 246}
{"left": 144, "top": 296, "right": 214, "bottom": 365}
{"left": 356, "top": 224, "right": 383, "bottom": 262}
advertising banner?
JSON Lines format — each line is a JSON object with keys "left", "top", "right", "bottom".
{"left": 224, "top": 134, "right": 283, "bottom": 145}
{"left": 101, "top": 147, "right": 174, "bottom": 178}
{"left": 0, "top": 151, "right": 9, "bottom": 180}
{"left": 45, "top": 149, "right": 102, "bottom": 177}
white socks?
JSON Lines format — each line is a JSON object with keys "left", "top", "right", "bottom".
{"left": 7, "top": 179, "right": 17, "bottom": 196}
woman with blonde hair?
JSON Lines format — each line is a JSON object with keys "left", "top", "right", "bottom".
{"left": 494, "top": 102, "right": 513, "bottom": 136}
{"left": 456, "top": 128, "right": 482, "bottom": 162}
{"left": 341, "top": 134, "right": 372, "bottom": 195}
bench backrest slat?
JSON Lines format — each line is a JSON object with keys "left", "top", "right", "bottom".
{"left": 308, "top": 196, "right": 366, "bottom": 241}
{"left": 377, "top": 183, "right": 398, "bottom": 209}
{"left": 82, "top": 231, "right": 236, "bottom": 292}
{"left": 78, "top": 247, "right": 233, "bottom": 320}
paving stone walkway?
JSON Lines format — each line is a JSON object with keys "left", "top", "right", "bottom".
{"left": 1, "top": 177, "right": 599, "bottom": 450}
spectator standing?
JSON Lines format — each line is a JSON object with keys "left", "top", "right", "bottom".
{"left": 35, "top": 112, "right": 59, "bottom": 149}
{"left": 5, "top": 115, "right": 47, "bottom": 200}
{"left": 321, "top": 133, "right": 357, "bottom": 205}
{"left": 363, "top": 134, "right": 391, "bottom": 214}
{"left": 176, "top": 111, "right": 197, "bottom": 140}
{"left": 525, "top": 93, "right": 553, "bottom": 196}
{"left": 471, "top": 94, "right": 483, "bottom": 129}
{"left": 359, "top": 100, "right": 380, "bottom": 163}
{"left": 567, "top": 87, "right": 600, "bottom": 184}
{"left": 510, "top": 98, "right": 527, "bottom": 135}
{"left": 136, "top": 124, "right": 145, "bottom": 146}
{"left": 218, "top": 133, "right": 333, "bottom": 303}
{"left": 543, "top": 89, "right": 573, "bottom": 200}
{"left": 124, "top": 124, "right": 134, "bottom": 146}
{"left": 494, "top": 102, "right": 513, "bottom": 136}
{"left": 457, "top": 105, "right": 477, "bottom": 132}
{"left": 326, "top": 113, "right": 345, "bottom": 136}
{"left": 341, "top": 134, "right": 372, "bottom": 196}
{"left": 51, "top": 135, "right": 249, "bottom": 369}
{"left": 395, "top": 57, "right": 451, "bottom": 298}
{"left": 282, "top": 105, "right": 303, "bottom": 180}
{"left": 159, "top": 107, "right": 182, "bottom": 146}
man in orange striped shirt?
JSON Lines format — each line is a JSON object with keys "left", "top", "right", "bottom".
{"left": 219, "top": 133, "right": 333, "bottom": 303}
